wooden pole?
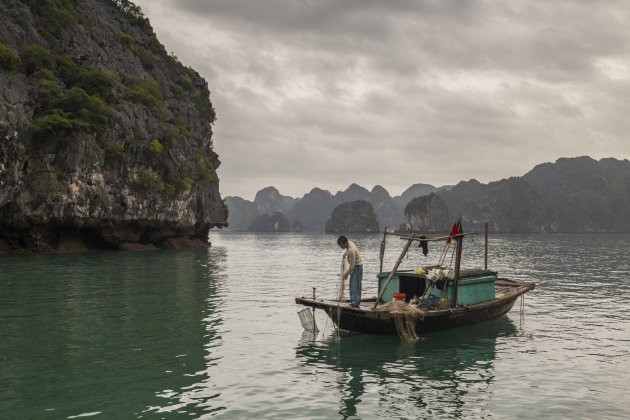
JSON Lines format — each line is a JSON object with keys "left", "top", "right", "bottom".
{"left": 379, "top": 228, "right": 388, "bottom": 273}
{"left": 373, "top": 238, "right": 414, "bottom": 309}
{"left": 452, "top": 236, "right": 463, "bottom": 308}
{"left": 396, "top": 232, "right": 477, "bottom": 242}
{"left": 484, "top": 222, "right": 488, "bottom": 270}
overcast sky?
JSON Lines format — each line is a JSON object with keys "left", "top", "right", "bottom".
{"left": 134, "top": 0, "right": 630, "bottom": 200}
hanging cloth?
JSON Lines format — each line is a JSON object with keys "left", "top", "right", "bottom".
{"left": 418, "top": 235, "right": 428, "bottom": 257}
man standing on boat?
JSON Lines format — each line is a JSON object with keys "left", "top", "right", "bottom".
{"left": 337, "top": 236, "right": 363, "bottom": 308}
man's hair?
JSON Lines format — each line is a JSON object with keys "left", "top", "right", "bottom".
{"left": 337, "top": 235, "right": 348, "bottom": 246}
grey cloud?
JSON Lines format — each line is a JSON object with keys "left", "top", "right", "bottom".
{"left": 135, "top": 0, "right": 630, "bottom": 198}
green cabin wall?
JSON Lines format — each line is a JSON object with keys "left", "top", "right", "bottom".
{"left": 377, "top": 274, "right": 400, "bottom": 303}
{"left": 445, "top": 275, "right": 496, "bottom": 305}
{"left": 377, "top": 272, "right": 496, "bottom": 305}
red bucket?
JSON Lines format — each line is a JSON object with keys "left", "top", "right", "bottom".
{"left": 392, "top": 293, "right": 406, "bottom": 302}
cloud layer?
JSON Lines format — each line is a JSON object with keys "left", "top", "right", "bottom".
{"left": 135, "top": 0, "right": 630, "bottom": 199}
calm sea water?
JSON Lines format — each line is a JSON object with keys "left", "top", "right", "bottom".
{"left": 1, "top": 232, "right": 629, "bottom": 419}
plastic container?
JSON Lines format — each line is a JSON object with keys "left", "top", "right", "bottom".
{"left": 427, "top": 295, "right": 440, "bottom": 304}
{"left": 392, "top": 293, "right": 406, "bottom": 302}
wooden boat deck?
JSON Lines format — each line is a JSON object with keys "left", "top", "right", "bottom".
{"left": 296, "top": 278, "right": 535, "bottom": 315}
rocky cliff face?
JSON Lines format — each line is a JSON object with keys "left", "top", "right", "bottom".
{"left": 225, "top": 157, "right": 630, "bottom": 234}
{"left": 439, "top": 178, "right": 556, "bottom": 233}
{"left": 248, "top": 212, "right": 291, "bottom": 232}
{"left": 226, "top": 184, "right": 407, "bottom": 232}
{"left": 369, "top": 184, "right": 403, "bottom": 230}
{"left": 0, "top": 0, "right": 227, "bottom": 251}
{"left": 394, "top": 183, "right": 438, "bottom": 207}
{"left": 402, "top": 193, "right": 450, "bottom": 232}
{"left": 522, "top": 156, "right": 630, "bottom": 232}
{"left": 225, "top": 190, "right": 298, "bottom": 232}
{"left": 325, "top": 200, "right": 379, "bottom": 233}
{"left": 225, "top": 196, "right": 259, "bottom": 231}
{"left": 253, "top": 186, "right": 296, "bottom": 215}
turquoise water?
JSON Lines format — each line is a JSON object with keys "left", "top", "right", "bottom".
{"left": 1, "top": 233, "right": 629, "bottom": 418}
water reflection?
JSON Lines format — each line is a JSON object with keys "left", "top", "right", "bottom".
{"left": 144, "top": 247, "right": 228, "bottom": 417}
{"left": 4, "top": 232, "right": 630, "bottom": 418}
{"left": 0, "top": 248, "right": 227, "bottom": 419}
{"left": 296, "top": 317, "right": 518, "bottom": 418}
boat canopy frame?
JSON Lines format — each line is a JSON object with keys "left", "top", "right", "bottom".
{"left": 375, "top": 229, "right": 484, "bottom": 309}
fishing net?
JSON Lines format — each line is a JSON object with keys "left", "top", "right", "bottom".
{"left": 376, "top": 300, "right": 424, "bottom": 316}
{"left": 297, "top": 308, "right": 318, "bottom": 333}
{"left": 376, "top": 301, "right": 424, "bottom": 341}
{"left": 393, "top": 313, "right": 419, "bottom": 341}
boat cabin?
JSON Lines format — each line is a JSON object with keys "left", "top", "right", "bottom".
{"left": 377, "top": 269, "right": 497, "bottom": 305}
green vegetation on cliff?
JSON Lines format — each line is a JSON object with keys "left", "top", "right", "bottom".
{"left": 9, "top": 0, "right": 219, "bottom": 195}
{"left": 325, "top": 200, "right": 379, "bottom": 233}
{"left": 522, "top": 156, "right": 630, "bottom": 231}
{"left": 21, "top": 0, "right": 81, "bottom": 37}
{"left": 0, "top": 0, "right": 226, "bottom": 251}
{"left": 403, "top": 193, "right": 450, "bottom": 232}
{"left": 0, "top": 42, "right": 19, "bottom": 71}
{"left": 18, "top": 46, "right": 115, "bottom": 136}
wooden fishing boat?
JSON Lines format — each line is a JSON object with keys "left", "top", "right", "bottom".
{"left": 295, "top": 226, "right": 535, "bottom": 336}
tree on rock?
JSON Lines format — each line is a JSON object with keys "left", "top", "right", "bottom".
{"left": 325, "top": 200, "right": 379, "bottom": 233}
{"left": 402, "top": 193, "right": 450, "bottom": 232}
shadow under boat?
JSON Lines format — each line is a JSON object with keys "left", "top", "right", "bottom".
{"left": 295, "top": 316, "right": 519, "bottom": 418}
{"left": 296, "top": 315, "right": 518, "bottom": 375}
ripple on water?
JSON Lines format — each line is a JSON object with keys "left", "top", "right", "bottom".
{"left": 1, "top": 234, "right": 630, "bottom": 418}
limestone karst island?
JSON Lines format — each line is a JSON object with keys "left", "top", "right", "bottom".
{"left": 2, "top": 1, "right": 630, "bottom": 419}
{"left": 0, "top": 0, "right": 227, "bottom": 252}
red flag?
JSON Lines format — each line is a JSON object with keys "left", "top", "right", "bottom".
{"left": 446, "top": 223, "right": 458, "bottom": 245}
{"left": 447, "top": 219, "right": 463, "bottom": 245}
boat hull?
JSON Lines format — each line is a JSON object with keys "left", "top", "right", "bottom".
{"left": 334, "top": 296, "right": 516, "bottom": 335}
